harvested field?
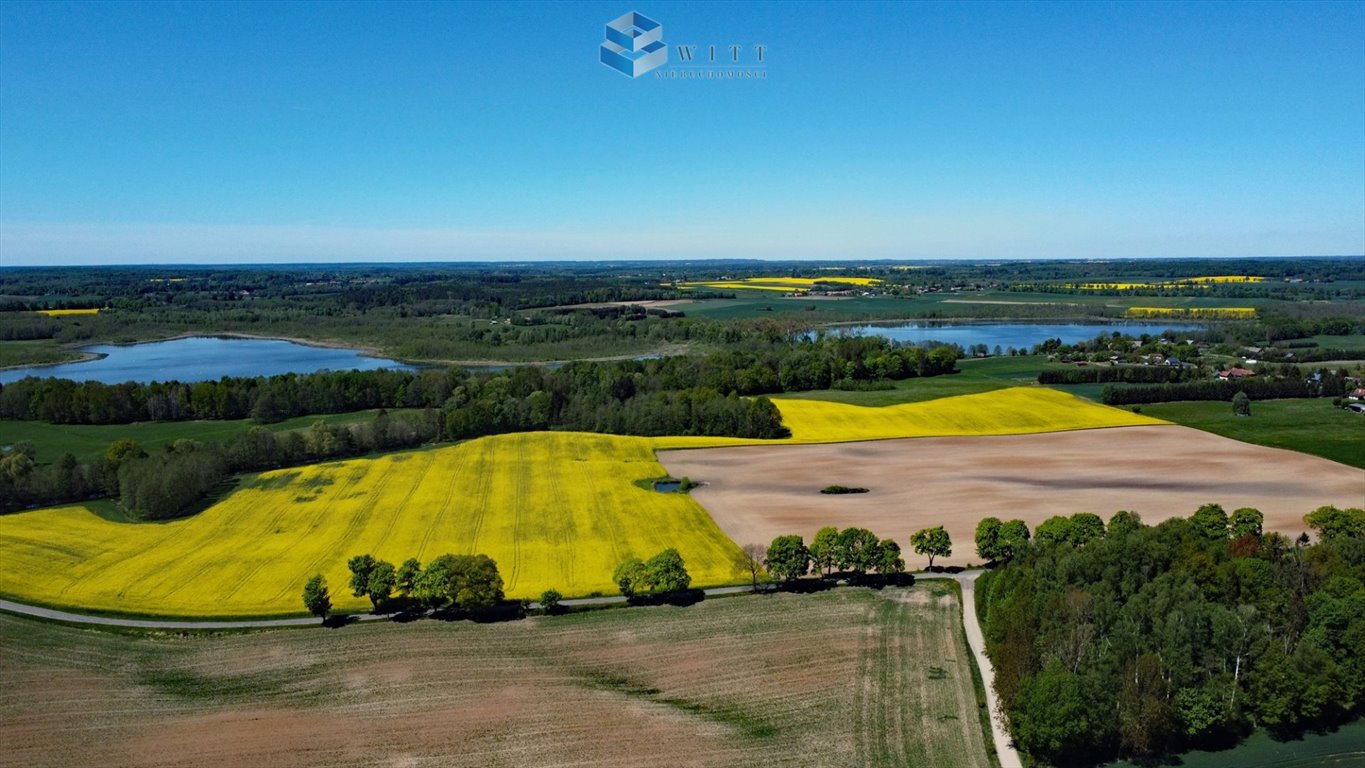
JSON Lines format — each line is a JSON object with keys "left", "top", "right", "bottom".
{"left": 658, "top": 425, "right": 1365, "bottom": 568}
{"left": 0, "top": 583, "right": 993, "bottom": 768}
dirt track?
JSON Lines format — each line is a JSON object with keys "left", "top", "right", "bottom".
{"left": 658, "top": 425, "right": 1365, "bottom": 568}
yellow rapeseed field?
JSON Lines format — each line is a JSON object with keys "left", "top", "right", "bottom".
{"left": 0, "top": 432, "right": 749, "bottom": 616}
{"left": 0, "top": 388, "right": 1161, "bottom": 617}
{"left": 1125, "top": 306, "right": 1257, "bottom": 319}
{"left": 682, "top": 276, "right": 881, "bottom": 293}
{"left": 36, "top": 308, "right": 100, "bottom": 316}
{"left": 1071, "top": 276, "right": 1263, "bottom": 291}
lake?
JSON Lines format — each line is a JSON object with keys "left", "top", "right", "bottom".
{"left": 0, "top": 336, "right": 415, "bottom": 385}
{"left": 831, "top": 322, "right": 1205, "bottom": 350}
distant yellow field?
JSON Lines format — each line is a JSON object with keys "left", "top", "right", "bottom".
{"left": 1125, "top": 306, "right": 1257, "bottom": 319}
{"left": 0, "top": 433, "right": 749, "bottom": 616}
{"left": 36, "top": 308, "right": 100, "bottom": 316}
{"left": 681, "top": 276, "right": 881, "bottom": 293}
{"left": 0, "top": 387, "right": 1162, "bottom": 617}
{"left": 653, "top": 387, "right": 1162, "bottom": 448}
{"left": 1071, "top": 275, "right": 1263, "bottom": 291}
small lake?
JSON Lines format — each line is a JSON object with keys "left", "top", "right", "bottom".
{"left": 831, "top": 322, "right": 1205, "bottom": 350}
{"left": 0, "top": 336, "right": 415, "bottom": 385}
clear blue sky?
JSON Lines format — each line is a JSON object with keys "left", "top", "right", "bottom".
{"left": 1, "top": 0, "right": 1362, "bottom": 265}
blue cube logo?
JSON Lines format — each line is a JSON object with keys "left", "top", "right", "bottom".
{"left": 600, "top": 11, "right": 666, "bottom": 78}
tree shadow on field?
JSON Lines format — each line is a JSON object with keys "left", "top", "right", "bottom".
{"left": 777, "top": 578, "right": 838, "bottom": 594}
{"left": 430, "top": 601, "right": 529, "bottom": 624}
{"left": 924, "top": 565, "right": 965, "bottom": 574}
{"left": 626, "top": 589, "right": 705, "bottom": 607}
{"left": 322, "top": 614, "right": 359, "bottom": 629}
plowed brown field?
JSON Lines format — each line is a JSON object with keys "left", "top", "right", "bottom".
{"left": 0, "top": 582, "right": 991, "bottom": 768}
{"left": 658, "top": 425, "right": 1365, "bottom": 568}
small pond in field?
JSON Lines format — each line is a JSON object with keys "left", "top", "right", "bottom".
{"left": 831, "top": 322, "right": 1205, "bottom": 350}
{"left": 0, "top": 336, "right": 415, "bottom": 384}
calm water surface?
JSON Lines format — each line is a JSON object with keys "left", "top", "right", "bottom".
{"left": 0, "top": 336, "right": 414, "bottom": 384}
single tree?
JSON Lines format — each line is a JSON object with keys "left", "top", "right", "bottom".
{"left": 366, "top": 560, "right": 396, "bottom": 610}
{"left": 810, "top": 525, "right": 841, "bottom": 576}
{"left": 302, "top": 574, "right": 331, "bottom": 622}
{"left": 1304, "top": 505, "right": 1365, "bottom": 541}
{"left": 1232, "top": 390, "right": 1251, "bottom": 416}
{"left": 764, "top": 535, "right": 810, "bottom": 583}
{"left": 1035, "top": 516, "right": 1077, "bottom": 546}
{"left": 347, "top": 553, "right": 377, "bottom": 599}
{"left": 1069, "top": 513, "right": 1106, "bottom": 545}
{"left": 1229, "top": 507, "right": 1264, "bottom": 539}
{"left": 738, "top": 543, "right": 767, "bottom": 590}
{"left": 539, "top": 588, "right": 563, "bottom": 614}
{"left": 646, "top": 548, "right": 691, "bottom": 594}
{"left": 877, "top": 538, "right": 905, "bottom": 575}
{"left": 613, "top": 557, "right": 648, "bottom": 598}
{"left": 975, "top": 517, "right": 1004, "bottom": 562}
{"left": 997, "top": 519, "right": 1031, "bottom": 562}
{"left": 1190, "top": 503, "right": 1229, "bottom": 540}
{"left": 395, "top": 557, "right": 422, "bottom": 597}
{"left": 911, "top": 526, "right": 952, "bottom": 569}
{"left": 836, "top": 527, "right": 882, "bottom": 575}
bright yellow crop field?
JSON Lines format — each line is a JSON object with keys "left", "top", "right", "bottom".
{"left": 681, "top": 276, "right": 882, "bottom": 292}
{"left": 1125, "top": 306, "right": 1257, "bottom": 319}
{"left": 35, "top": 308, "right": 101, "bottom": 316}
{"left": 652, "top": 387, "right": 1163, "bottom": 447}
{"left": 0, "top": 387, "right": 1159, "bottom": 618}
{"left": 0, "top": 432, "right": 749, "bottom": 616}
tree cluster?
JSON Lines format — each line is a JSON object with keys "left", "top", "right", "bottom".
{"left": 1100, "top": 368, "right": 1347, "bottom": 406}
{"left": 765, "top": 527, "right": 905, "bottom": 583}
{"left": 612, "top": 548, "right": 692, "bottom": 598}
{"left": 977, "top": 504, "right": 1365, "bottom": 765}
{"left": 346, "top": 551, "right": 504, "bottom": 613}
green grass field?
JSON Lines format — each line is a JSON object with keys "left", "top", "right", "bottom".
{"left": 1, "top": 409, "right": 417, "bottom": 464}
{"left": 1141, "top": 399, "right": 1365, "bottom": 469}
{"left": 0, "top": 340, "right": 86, "bottom": 369}
{"left": 0, "top": 582, "right": 995, "bottom": 768}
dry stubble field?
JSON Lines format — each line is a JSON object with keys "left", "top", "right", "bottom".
{"left": 0, "top": 582, "right": 991, "bottom": 768}
{"left": 659, "top": 424, "right": 1365, "bottom": 568}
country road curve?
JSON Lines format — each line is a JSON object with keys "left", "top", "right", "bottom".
{"left": 1, "top": 578, "right": 1020, "bottom": 765}
{"left": 922, "top": 570, "right": 1025, "bottom": 768}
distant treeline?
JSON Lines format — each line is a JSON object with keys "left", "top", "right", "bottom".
{"left": 0, "top": 335, "right": 957, "bottom": 427}
{"left": 977, "top": 505, "right": 1365, "bottom": 765}
{"left": 1038, "top": 366, "right": 1197, "bottom": 385}
{"left": 1100, "top": 370, "right": 1347, "bottom": 406}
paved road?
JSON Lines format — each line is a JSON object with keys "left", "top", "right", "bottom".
{"left": 1, "top": 579, "right": 1019, "bottom": 766}
{"left": 922, "top": 570, "right": 1025, "bottom": 768}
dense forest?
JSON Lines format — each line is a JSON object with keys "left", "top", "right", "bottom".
{"left": 1100, "top": 369, "right": 1349, "bottom": 406}
{"left": 977, "top": 505, "right": 1365, "bottom": 766}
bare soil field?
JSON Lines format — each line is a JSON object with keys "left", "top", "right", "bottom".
{"left": 0, "top": 583, "right": 992, "bottom": 768}
{"left": 658, "top": 425, "right": 1365, "bottom": 568}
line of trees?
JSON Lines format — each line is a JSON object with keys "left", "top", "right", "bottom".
{"left": 977, "top": 504, "right": 1365, "bottom": 765}
{"left": 1038, "top": 366, "right": 1197, "bottom": 385}
{"left": 763, "top": 526, "right": 907, "bottom": 583}
{"left": 1101, "top": 369, "right": 1348, "bottom": 406}
{"left": 0, "top": 335, "right": 958, "bottom": 427}
{"left": 324, "top": 552, "right": 505, "bottom": 616}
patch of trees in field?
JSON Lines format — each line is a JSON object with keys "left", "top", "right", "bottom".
{"left": 977, "top": 504, "right": 1365, "bottom": 766}
{"left": 1100, "top": 368, "right": 1348, "bottom": 406}
{"left": 303, "top": 551, "right": 506, "bottom": 621}
{"left": 612, "top": 548, "right": 692, "bottom": 599}
{"left": 763, "top": 526, "right": 908, "bottom": 583}
{"left": 1038, "top": 366, "right": 1198, "bottom": 385}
